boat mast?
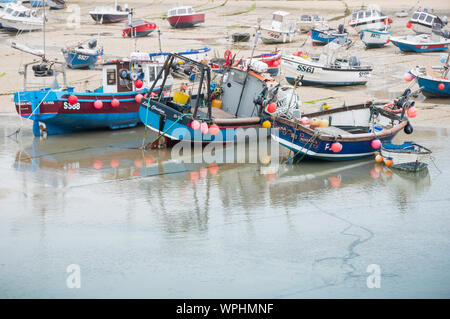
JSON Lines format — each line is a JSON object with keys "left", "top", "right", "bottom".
{"left": 43, "top": 0, "right": 46, "bottom": 60}
{"left": 443, "top": 53, "right": 449, "bottom": 78}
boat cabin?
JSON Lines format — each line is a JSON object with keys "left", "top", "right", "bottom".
{"left": 168, "top": 6, "right": 195, "bottom": 18}
{"left": 102, "top": 53, "right": 168, "bottom": 94}
{"left": 270, "top": 11, "right": 296, "bottom": 32}
{"left": 410, "top": 9, "right": 447, "bottom": 28}
{"left": 351, "top": 8, "right": 385, "bottom": 21}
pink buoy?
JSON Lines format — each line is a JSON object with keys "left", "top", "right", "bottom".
{"left": 404, "top": 72, "right": 414, "bottom": 82}
{"left": 438, "top": 83, "right": 445, "bottom": 90}
{"left": 111, "top": 99, "right": 120, "bottom": 108}
{"left": 201, "top": 122, "right": 209, "bottom": 134}
{"left": 300, "top": 117, "right": 310, "bottom": 125}
{"left": 330, "top": 142, "right": 342, "bottom": 153}
{"left": 191, "top": 120, "right": 201, "bottom": 130}
{"left": 68, "top": 95, "right": 78, "bottom": 105}
{"left": 135, "top": 80, "right": 143, "bottom": 89}
{"left": 135, "top": 94, "right": 144, "bottom": 103}
{"left": 267, "top": 103, "right": 277, "bottom": 114}
{"left": 93, "top": 100, "right": 103, "bottom": 109}
{"left": 209, "top": 124, "right": 220, "bottom": 136}
{"left": 371, "top": 139, "right": 382, "bottom": 149}
{"left": 407, "top": 106, "right": 417, "bottom": 118}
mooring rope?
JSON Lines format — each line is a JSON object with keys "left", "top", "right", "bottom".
{"left": 142, "top": 113, "right": 192, "bottom": 150}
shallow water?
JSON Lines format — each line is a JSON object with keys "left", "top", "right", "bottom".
{"left": 0, "top": 115, "right": 449, "bottom": 298}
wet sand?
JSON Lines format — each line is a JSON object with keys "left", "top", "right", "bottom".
{"left": 0, "top": 0, "right": 449, "bottom": 128}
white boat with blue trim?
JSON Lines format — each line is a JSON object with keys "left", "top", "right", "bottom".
{"left": 259, "top": 11, "right": 298, "bottom": 44}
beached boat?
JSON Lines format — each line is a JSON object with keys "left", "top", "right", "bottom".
{"left": 138, "top": 53, "right": 294, "bottom": 145}
{"left": 259, "top": 11, "right": 297, "bottom": 44}
{"left": 297, "top": 14, "right": 327, "bottom": 33}
{"left": 408, "top": 8, "right": 448, "bottom": 34}
{"left": 390, "top": 26, "right": 450, "bottom": 52}
{"left": 62, "top": 39, "right": 104, "bottom": 69}
{"left": 380, "top": 142, "right": 432, "bottom": 172}
{"left": 122, "top": 19, "right": 157, "bottom": 38}
{"left": 48, "top": 0, "right": 66, "bottom": 10}
{"left": 0, "top": 1, "right": 24, "bottom": 28}
{"left": 310, "top": 25, "right": 348, "bottom": 45}
{"left": 148, "top": 47, "right": 211, "bottom": 63}
{"left": 0, "top": 4, "right": 43, "bottom": 31}
{"left": 14, "top": 52, "right": 173, "bottom": 136}
{"left": 30, "top": 1, "right": 48, "bottom": 7}
{"left": 167, "top": 6, "right": 204, "bottom": 28}
{"left": 349, "top": 7, "right": 391, "bottom": 32}
{"left": 360, "top": 28, "right": 391, "bottom": 48}
{"left": 232, "top": 32, "right": 250, "bottom": 43}
{"left": 270, "top": 89, "right": 419, "bottom": 161}
{"left": 396, "top": 10, "right": 409, "bottom": 18}
{"left": 282, "top": 40, "right": 371, "bottom": 86}
{"left": 90, "top": 1, "right": 129, "bottom": 24}
{"left": 410, "top": 53, "right": 449, "bottom": 97}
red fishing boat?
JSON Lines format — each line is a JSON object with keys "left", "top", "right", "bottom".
{"left": 122, "top": 20, "right": 157, "bottom": 37}
{"left": 167, "top": 6, "right": 205, "bottom": 28}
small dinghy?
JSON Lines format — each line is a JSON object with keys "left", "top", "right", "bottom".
{"left": 381, "top": 142, "right": 432, "bottom": 172}
{"left": 282, "top": 39, "right": 371, "bottom": 86}
{"left": 360, "top": 28, "right": 392, "bottom": 48}
{"left": 259, "top": 11, "right": 298, "bottom": 44}
{"left": 90, "top": 1, "right": 130, "bottom": 24}
{"left": 232, "top": 32, "right": 250, "bottom": 43}
{"left": 167, "top": 6, "right": 204, "bottom": 28}
{"left": 396, "top": 10, "right": 409, "bottom": 18}
{"left": 122, "top": 12, "right": 157, "bottom": 38}
{"left": 349, "top": 6, "right": 391, "bottom": 32}
{"left": 48, "top": 0, "right": 66, "bottom": 10}
{"left": 390, "top": 24, "right": 450, "bottom": 52}
{"left": 407, "top": 8, "right": 448, "bottom": 34}
{"left": 271, "top": 88, "right": 419, "bottom": 161}
{"left": 62, "top": 39, "right": 104, "bottom": 69}
{"left": 310, "top": 24, "right": 348, "bottom": 45}
{"left": 410, "top": 53, "right": 449, "bottom": 97}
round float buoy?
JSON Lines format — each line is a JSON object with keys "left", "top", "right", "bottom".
{"left": 191, "top": 120, "right": 201, "bottom": 130}
{"left": 135, "top": 94, "right": 144, "bottom": 103}
{"left": 406, "top": 22, "right": 412, "bottom": 28}
{"left": 110, "top": 159, "right": 119, "bottom": 168}
{"left": 438, "top": 83, "right": 445, "bottom": 90}
{"left": 404, "top": 123, "right": 414, "bottom": 134}
{"left": 384, "top": 158, "right": 393, "bottom": 167}
{"left": 93, "top": 100, "right": 103, "bottom": 109}
{"left": 404, "top": 72, "right": 414, "bottom": 82}
{"left": 388, "top": 18, "right": 393, "bottom": 24}
{"left": 371, "top": 139, "right": 382, "bottom": 149}
{"left": 111, "top": 99, "right": 120, "bottom": 108}
{"left": 68, "top": 95, "right": 78, "bottom": 105}
{"left": 267, "top": 103, "right": 277, "bottom": 114}
{"left": 200, "top": 122, "right": 209, "bottom": 134}
{"left": 135, "top": 79, "right": 143, "bottom": 89}
{"left": 330, "top": 142, "right": 342, "bottom": 153}
{"left": 375, "top": 154, "right": 384, "bottom": 163}
{"left": 209, "top": 124, "right": 220, "bottom": 136}
{"left": 407, "top": 106, "right": 417, "bottom": 118}
{"left": 262, "top": 120, "right": 271, "bottom": 129}
{"left": 300, "top": 117, "right": 310, "bottom": 125}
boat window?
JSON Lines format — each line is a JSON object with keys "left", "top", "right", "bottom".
{"left": 426, "top": 15, "right": 433, "bottom": 23}
{"left": 107, "top": 69, "right": 116, "bottom": 85}
{"left": 187, "top": 7, "right": 193, "bottom": 13}
{"left": 178, "top": 8, "right": 186, "bottom": 15}
{"left": 412, "top": 12, "right": 419, "bottom": 19}
{"left": 358, "top": 11, "right": 364, "bottom": 19}
{"left": 169, "top": 9, "right": 176, "bottom": 16}
{"left": 419, "top": 13, "right": 426, "bottom": 20}
{"left": 365, "top": 10, "right": 372, "bottom": 18}
{"left": 148, "top": 66, "right": 156, "bottom": 81}
{"left": 352, "top": 13, "right": 357, "bottom": 19}
{"left": 273, "top": 14, "right": 283, "bottom": 22}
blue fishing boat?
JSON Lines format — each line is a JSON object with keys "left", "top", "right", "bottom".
{"left": 410, "top": 53, "right": 450, "bottom": 97}
{"left": 139, "top": 53, "right": 287, "bottom": 147}
{"left": 390, "top": 24, "right": 450, "bottom": 52}
{"left": 310, "top": 25, "right": 348, "bottom": 45}
{"left": 271, "top": 89, "right": 418, "bottom": 161}
{"left": 148, "top": 47, "right": 211, "bottom": 63}
{"left": 30, "top": 1, "right": 48, "bottom": 7}
{"left": 62, "top": 39, "right": 103, "bottom": 69}
{"left": 14, "top": 54, "right": 174, "bottom": 137}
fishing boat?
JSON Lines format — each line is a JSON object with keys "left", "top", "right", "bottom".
{"left": 310, "top": 25, "right": 348, "bottom": 45}
{"left": 252, "top": 51, "right": 281, "bottom": 76}
{"left": 167, "top": 6, "right": 205, "bottom": 28}
{"left": 48, "top": 0, "right": 66, "bottom": 10}
{"left": 282, "top": 39, "right": 371, "bottom": 86}
{"left": 30, "top": 1, "right": 48, "bottom": 7}
{"left": 0, "top": 4, "right": 43, "bottom": 31}
{"left": 122, "top": 12, "right": 157, "bottom": 38}
{"left": 270, "top": 89, "right": 419, "bottom": 161}
{"left": 381, "top": 142, "right": 432, "bottom": 172}
{"left": 408, "top": 8, "right": 448, "bottom": 34}
{"left": 14, "top": 52, "right": 173, "bottom": 137}
{"left": 297, "top": 14, "right": 327, "bottom": 33}
{"left": 0, "top": 1, "right": 24, "bottom": 28}
{"left": 148, "top": 47, "right": 211, "bottom": 63}
{"left": 90, "top": 1, "right": 129, "bottom": 24}
{"left": 259, "top": 11, "right": 298, "bottom": 44}
{"left": 138, "top": 53, "right": 295, "bottom": 145}
{"left": 360, "top": 28, "right": 391, "bottom": 48}
{"left": 232, "top": 32, "right": 250, "bottom": 43}
{"left": 62, "top": 39, "right": 104, "bottom": 69}
{"left": 390, "top": 24, "right": 450, "bottom": 52}
{"left": 395, "top": 10, "right": 409, "bottom": 18}
{"left": 410, "top": 53, "right": 449, "bottom": 97}
{"left": 349, "top": 7, "right": 391, "bottom": 32}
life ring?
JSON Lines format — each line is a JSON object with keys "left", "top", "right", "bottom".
{"left": 224, "top": 50, "right": 232, "bottom": 65}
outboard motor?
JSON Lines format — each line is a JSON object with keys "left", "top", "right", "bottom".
{"left": 349, "top": 56, "right": 360, "bottom": 67}
{"left": 442, "top": 16, "right": 448, "bottom": 25}
{"left": 338, "top": 24, "right": 344, "bottom": 34}
{"left": 443, "top": 29, "right": 450, "bottom": 39}
{"left": 88, "top": 39, "right": 97, "bottom": 49}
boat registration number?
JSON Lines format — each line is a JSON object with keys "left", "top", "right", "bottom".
{"left": 359, "top": 71, "right": 370, "bottom": 77}
{"left": 370, "top": 33, "right": 381, "bottom": 38}
{"left": 63, "top": 102, "right": 81, "bottom": 110}
{"left": 296, "top": 64, "right": 315, "bottom": 74}
{"left": 77, "top": 55, "right": 90, "bottom": 61}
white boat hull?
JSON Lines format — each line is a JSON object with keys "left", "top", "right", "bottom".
{"left": 1, "top": 17, "right": 43, "bottom": 31}
{"left": 260, "top": 27, "right": 297, "bottom": 44}
{"left": 282, "top": 55, "right": 371, "bottom": 86}
{"left": 360, "top": 29, "right": 391, "bottom": 48}
{"left": 350, "top": 20, "right": 386, "bottom": 32}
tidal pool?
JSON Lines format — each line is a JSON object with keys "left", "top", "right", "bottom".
{"left": 0, "top": 115, "right": 449, "bottom": 298}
